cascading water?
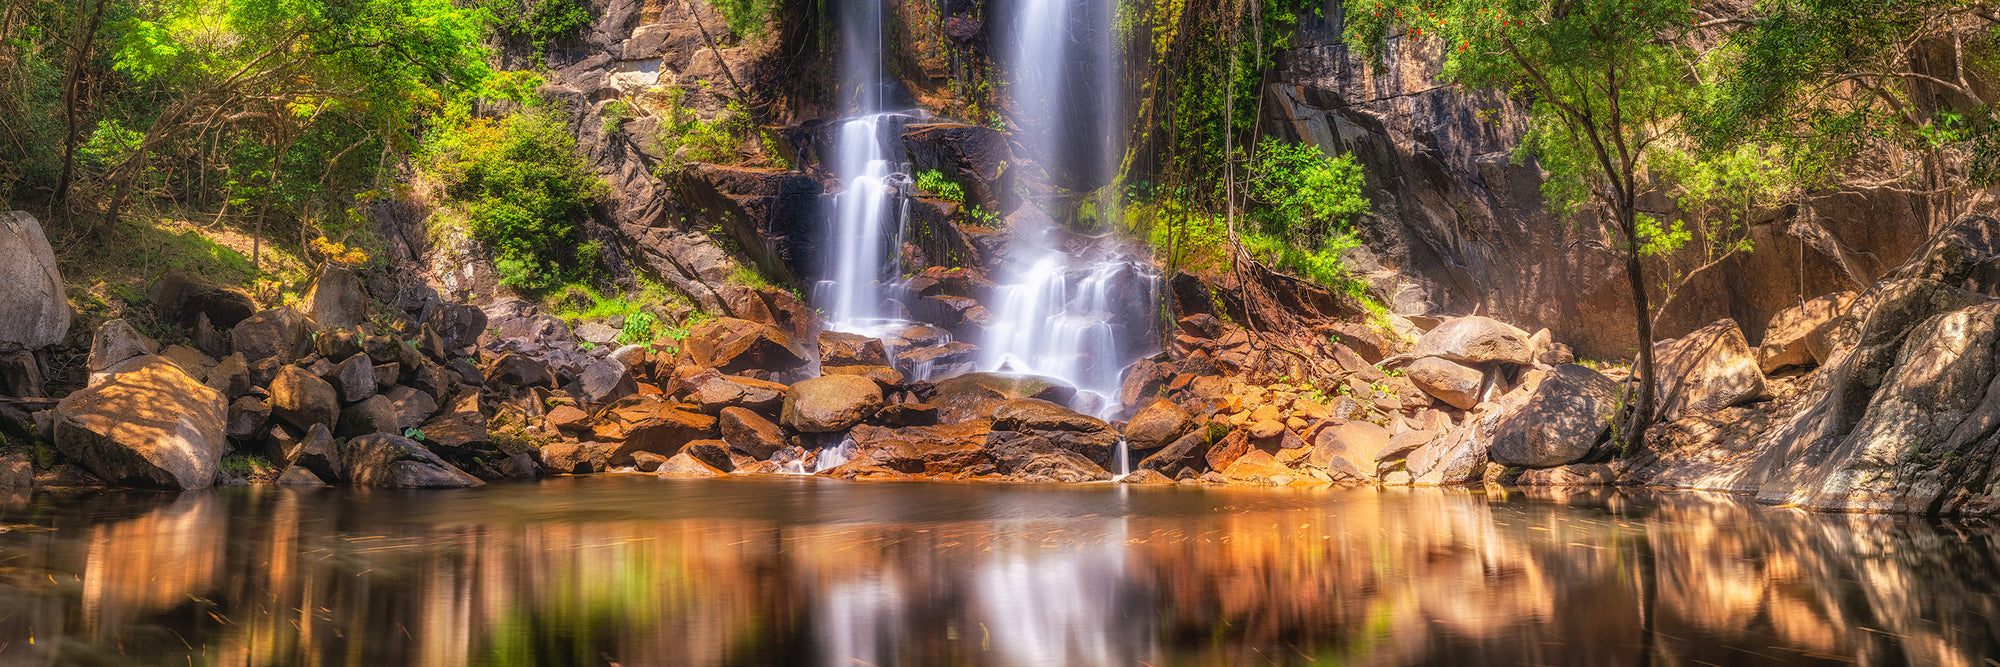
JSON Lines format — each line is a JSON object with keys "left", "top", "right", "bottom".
{"left": 978, "top": 0, "right": 1158, "bottom": 412}
{"left": 816, "top": 115, "right": 906, "bottom": 329}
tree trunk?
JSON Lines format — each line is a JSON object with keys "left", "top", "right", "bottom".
{"left": 52, "top": 0, "right": 111, "bottom": 211}
{"left": 1619, "top": 198, "right": 1657, "bottom": 451}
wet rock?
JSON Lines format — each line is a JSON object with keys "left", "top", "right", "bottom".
{"left": 897, "top": 341, "right": 979, "bottom": 367}
{"left": 1123, "top": 398, "right": 1192, "bottom": 450}
{"left": 541, "top": 441, "right": 618, "bottom": 474}
{"left": 0, "top": 454, "right": 28, "bottom": 489}
{"left": 300, "top": 265, "right": 368, "bottom": 328}
{"left": 1307, "top": 420, "right": 1397, "bottom": 480}
{"left": 1116, "top": 360, "right": 1169, "bottom": 410}
{"left": 1412, "top": 316, "right": 1535, "bottom": 366}
{"left": 1517, "top": 463, "right": 1616, "bottom": 486}
{"left": 1407, "top": 406, "right": 1500, "bottom": 486}
{"left": 1756, "top": 292, "right": 1856, "bottom": 373}
{"left": 53, "top": 356, "right": 227, "bottom": 489}
{"left": 818, "top": 330, "right": 889, "bottom": 366}
{"left": 679, "top": 370, "right": 787, "bottom": 413}
{"left": 781, "top": 375, "right": 884, "bottom": 432}
{"left": 286, "top": 424, "right": 341, "bottom": 483}
{"left": 276, "top": 466, "right": 328, "bottom": 485}
{"left": 270, "top": 365, "right": 340, "bottom": 431}
{"left": 328, "top": 355, "right": 377, "bottom": 403}
{"left": 719, "top": 407, "right": 784, "bottom": 459}
{"left": 1139, "top": 429, "right": 1214, "bottom": 478}
{"left": 931, "top": 372, "right": 1077, "bottom": 423}
{"left": 86, "top": 319, "right": 158, "bottom": 373}
{"left": 684, "top": 317, "right": 809, "bottom": 374}
{"left": 233, "top": 307, "right": 315, "bottom": 363}
{"left": 1406, "top": 357, "right": 1483, "bottom": 410}
{"left": 1653, "top": 319, "right": 1767, "bottom": 422}
{"left": 577, "top": 358, "right": 639, "bottom": 405}
{"left": 1488, "top": 364, "right": 1618, "bottom": 468}
{"left": 0, "top": 211, "right": 69, "bottom": 351}
{"left": 991, "top": 398, "right": 1107, "bottom": 432}
{"left": 339, "top": 433, "right": 482, "bottom": 488}
{"left": 1119, "top": 468, "right": 1174, "bottom": 484}
{"left": 226, "top": 396, "right": 270, "bottom": 439}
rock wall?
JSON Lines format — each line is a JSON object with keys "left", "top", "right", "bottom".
{"left": 1260, "top": 9, "right": 1992, "bottom": 360}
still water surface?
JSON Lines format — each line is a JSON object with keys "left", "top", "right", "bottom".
{"left": 0, "top": 477, "right": 1996, "bottom": 666}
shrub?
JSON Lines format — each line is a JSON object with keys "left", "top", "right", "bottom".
{"left": 915, "top": 169, "right": 965, "bottom": 203}
{"left": 423, "top": 108, "right": 609, "bottom": 292}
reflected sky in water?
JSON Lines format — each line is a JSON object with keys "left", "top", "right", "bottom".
{"left": 0, "top": 477, "right": 1997, "bottom": 665}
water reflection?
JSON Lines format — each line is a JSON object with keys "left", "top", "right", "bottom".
{"left": 0, "top": 479, "right": 1996, "bottom": 665}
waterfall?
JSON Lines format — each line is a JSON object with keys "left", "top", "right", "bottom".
{"left": 978, "top": 0, "right": 1156, "bottom": 413}
{"left": 816, "top": 0, "right": 911, "bottom": 333}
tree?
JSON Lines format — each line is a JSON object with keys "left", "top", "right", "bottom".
{"left": 1342, "top": 0, "right": 1709, "bottom": 448}
{"left": 1701, "top": 0, "right": 1997, "bottom": 226}
{"left": 92, "top": 0, "right": 491, "bottom": 251}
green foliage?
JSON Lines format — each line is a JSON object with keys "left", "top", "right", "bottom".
{"left": 403, "top": 427, "right": 428, "bottom": 441}
{"left": 601, "top": 99, "right": 635, "bottom": 135}
{"left": 618, "top": 310, "right": 660, "bottom": 347}
{"left": 647, "top": 86, "right": 750, "bottom": 176}
{"left": 915, "top": 169, "right": 965, "bottom": 203}
{"left": 1139, "top": 201, "right": 1228, "bottom": 273}
{"left": 487, "top": 0, "right": 592, "bottom": 57}
{"left": 706, "top": 0, "right": 777, "bottom": 38}
{"left": 1246, "top": 138, "right": 1370, "bottom": 245}
{"left": 728, "top": 265, "right": 772, "bottom": 289}
{"left": 423, "top": 107, "right": 610, "bottom": 292}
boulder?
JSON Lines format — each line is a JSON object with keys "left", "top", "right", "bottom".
{"left": 285, "top": 424, "right": 342, "bottom": 483}
{"left": 1405, "top": 357, "right": 1484, "bottom": 410}
{"left": 872, "top": 402, "right": 939, "bottom": 427}
{"left": 1756, "top": 292, "right": 1857, "bottom": 373}
{"left": 328, "top": 355, "right": 377, "bottom": 403}
{"left": 276, "top": 466, "right": 328, "bottom": 485}
{"left": 269, "top": 365, "right": 340, "bottom": 431}
{"left": 1653, "top": 319, "right": 1767, "bottom": 423}
{"left": 340, "top": 386, "right": 439, "bottom": 436}
{"left": 487, "top": 354, "right": 555, "bottom": 388}
{"left": 1487, "top": 364, "right": 1618, "bottom": 468}
{"left": 542, "top": 441, "right": 618, "bottom": 474}
{"left": 0, "top": 211, "right": 70, "bottom": 351}
{"left": 683, "top": 317, "right": 809, "bottom": 374}
{"left": 0, "top": 351, "right": 40, "bottom": 398}
{"left": 931, "top": 372, "right": 1077, "bottom": 423}
{"left": 1517, "top": 463, "right": 1616, "bottom": 486}
{"left": 314, "top": 326, "right": 362, "bottom": 361}
{"left": 159, "top": 345, "right": 217, "bottom": 382}
{"left": 1137, "top": 429, "right": 1213, "bottom": 478}
{"left": 577, "top": 358, "right": 639, "bottom": 405}
{"left": 147, "top": 273, "right": 255, "bottom": 330}
{"left": 719, "top": 407, "right": 785, "bottom": 459}
{"left": 656, "top": 451, "right": 727, "bottom": 477}
{"left": 781, "top": 375, "right": 884, "bottom": 432}
{"left": 338, "top": 433, "right": 482, "bottom": 488}
{"left": 984, "top": 431, "right": 1110, "bottom": 482}
{"left": 415, "top": 393, "right": 488, "bottom": 451}
{"left": 990, "top": 398, "right": 1108, "bottom": 433}
{"left": 225, "top": 396, "right": 270, "bottom": 439}
{"left": 496, "top": 453, "right": 541, "bottom": 479}
{"left": 1222, "top": 448, "right": 1329, "bottom": 486}
{"left": 822, "top": 364, "right": 907, "bottom": 386}
{"left": 86, "top": 320, "right": 158, "bottom": 372}
{"left": 1412, "top": 316, "right": 1535, "bottom": 365}
{"left": 206, "top": 353, "right": 251, "bottom": 399}
{"left": 1205, "top": 430, "right": 1252, "bottom": 471}
{"left": 589, "top": 396, "right": 718, "bottom": 462}
{"left": 423, "top": 303, "right": 489, "bottom": 351}
{"left": 679, "top": 370, "right": 787, "bottom": 413}
{"left": 1123, "top": 399, "right": 1192, "bottom": 450}
{"left": 546, "top": 405, "right": 590, "bottom": 431}
{"left": 232, "top": 307, "right": 316, "bottom": 363}
{"left": 630, "top": 451, "right": 669, "bottom": 472}
{"left": 681, "top": 439, "right": 735, "bottom": 471}
{"left": 300, "top": 264, "right": 368, "bottom": 328}
{"left": 818, "top": 330, "right": 889, "bottom": 366}
{"left": 52, "top": 356, "right": 226, "bottom": 489}
{"left": 1307, "top": 420, "right": 1397, "bottom": 480}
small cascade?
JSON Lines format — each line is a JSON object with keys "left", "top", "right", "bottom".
{"left": 813, "top": 437, "right": 860, "bottom": 474}
{"left": 1113, "top": 436, "right": 1130, "bottom": 480}
{"left": 815, "top": 114, "right": 908, "bottom": 330}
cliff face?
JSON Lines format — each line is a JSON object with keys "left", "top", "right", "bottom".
{"left": 1260, "top": 11, "right": 1981, "bottom": 360}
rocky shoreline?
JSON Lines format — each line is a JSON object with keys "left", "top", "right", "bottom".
{"left": 1, "top": 212, "right": 1997, "bottom": 517}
